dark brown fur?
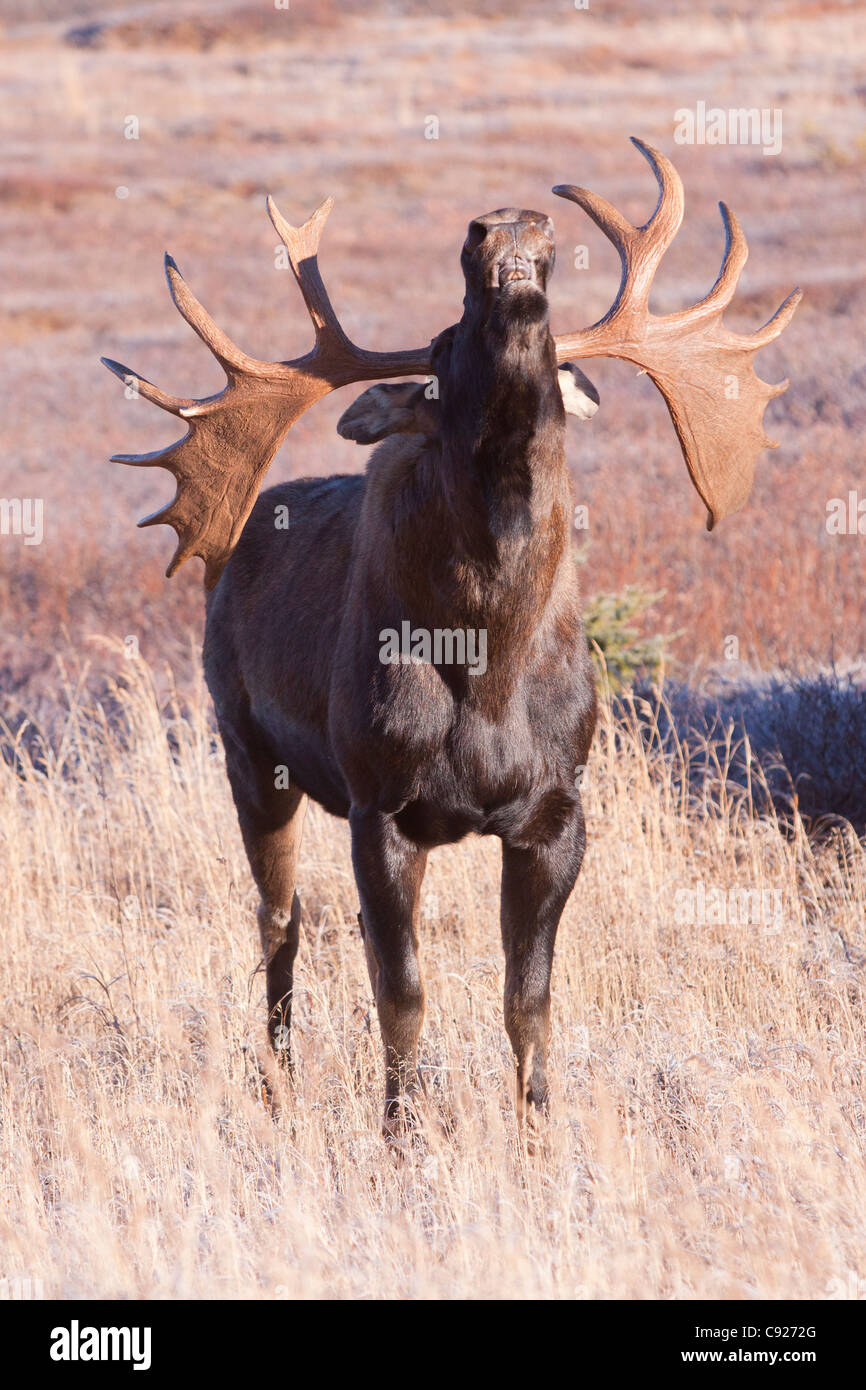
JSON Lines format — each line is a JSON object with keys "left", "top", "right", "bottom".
{"left": 204, "top": 209, "right": 597, "bottom": 1132}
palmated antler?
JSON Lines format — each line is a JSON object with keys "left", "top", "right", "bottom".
{"left": 102, "top": 197, "right": 431, "bottom": 587}
{"left": 553, "top": 137, "right": 801, "bottom": 527}
{"left": 105, "top": 144, "right": 800, "bottom": 584}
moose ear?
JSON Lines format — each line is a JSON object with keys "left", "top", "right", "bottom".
{"left": 559, "top": 363, "right": 600, "bottom": 420}
{"left": 337, "top": 382, "right": 437, "bottom": 444}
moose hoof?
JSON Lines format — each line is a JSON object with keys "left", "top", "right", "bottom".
{"left": 382, "top": 1093, "right": 423, "bottom": 1146}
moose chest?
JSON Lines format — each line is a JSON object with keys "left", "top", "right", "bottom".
{"left": 338, "top": 641, "right": 595, "bottom": 849}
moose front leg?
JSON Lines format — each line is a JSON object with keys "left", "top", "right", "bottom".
{"left": 500, "top": 800, "right": 587, "bottom": 1124}
{"left": 349, "top": 807, "right": 428, "bottom": 1137}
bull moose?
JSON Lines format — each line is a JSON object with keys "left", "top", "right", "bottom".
{"left": 103, "top": 139, "right": 799, "bottom": 1135}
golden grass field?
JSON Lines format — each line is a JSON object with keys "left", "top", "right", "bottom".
{"left": 1, "top": 650, "right": 865, "bottom": 1299}
{"left": 1, "top": 0, "right": 865, "bottom": 1300}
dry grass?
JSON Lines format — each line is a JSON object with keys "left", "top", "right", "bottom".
{"left": 1, "top": 646, "right": 864, "bottom": 1299}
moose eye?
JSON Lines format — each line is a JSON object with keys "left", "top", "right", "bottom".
{"left": 463, "top": 221, "right": 488, "bottom": 254}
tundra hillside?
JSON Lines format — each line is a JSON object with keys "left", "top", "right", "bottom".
{"left": 0, "top": 0, "right": 862, "bottom": 702}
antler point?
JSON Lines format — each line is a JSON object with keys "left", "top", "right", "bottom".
{"left": 630, "top": 135, "right": 663, "bottom": 165}
{"left": 164, "top": 255, "right": 184, "bottom": 293}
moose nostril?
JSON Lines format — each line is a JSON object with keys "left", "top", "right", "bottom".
{"left": 497, "top": 255, "right": 531, "bottom": 286}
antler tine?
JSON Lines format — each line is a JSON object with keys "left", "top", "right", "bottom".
{"left": 267, "top": 195, "right": 352, "bottom": 355}
{"left": 267, "top": 195, "right": 431, "bottom": 383}
{"left": 100, "top": 356, "right": 194, "bottom": 417}
{"left": 700, "top": 203, "right": 749, "bottom": 314}
{"left": 554, "top": 137, "right": 684, "bottom": 321}
{"left": 164, "top": 254, "right": 275, "bottom": 378}
{"left": 630, "top": 137, "right": 684, "bottom": 240}
{"left": 732, "top": 285, "right": 803, "bottom": 353}
{"left": 671, "top": 200, "right": 802, "bottom": 349}
{"left": 552, "top": 137, "right": 801, "bottom": 529}
{"left": 551, "top": 182, "right": 633, "bottom": 258}
{"left": 658, "top": 201, "right": 750, "bottom": 335}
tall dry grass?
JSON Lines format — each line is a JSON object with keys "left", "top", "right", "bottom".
{"left": 1, "top": 643, "right": 864, "bottom": 1299}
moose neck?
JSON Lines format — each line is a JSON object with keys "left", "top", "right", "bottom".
{"left": 375, "top": 288, "right": 574, "bottom": 693}
{"left": 437, "top": 290, "right": 569, "bottom": 564}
